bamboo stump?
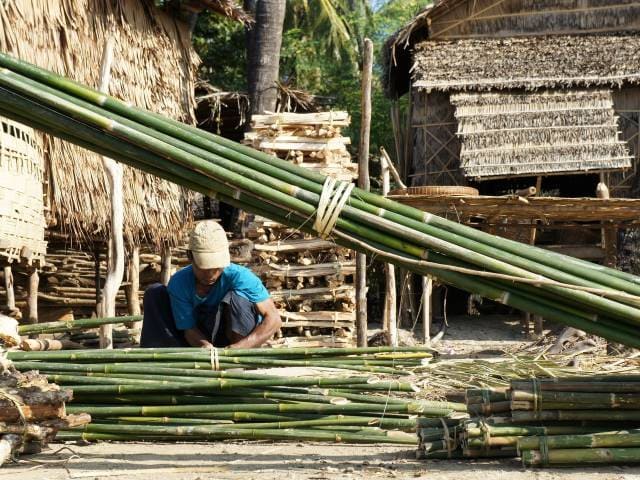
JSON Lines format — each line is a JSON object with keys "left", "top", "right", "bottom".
{"left": 2, "top": 266, "right": 15, "bottom": 315}
{"left": 422, "top": 276, "right": 432, "bottom": 345}
{"left": 125, "top": 246, "right": 142, "bottom": 342}
{"left": 160, "top": 245, "right": 172, "bottom": 286}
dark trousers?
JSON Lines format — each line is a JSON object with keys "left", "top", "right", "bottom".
{"left": 140, "top": 283, "right": 259, "bottom": 348}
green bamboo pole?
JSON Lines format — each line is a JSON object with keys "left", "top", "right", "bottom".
{"left": 465, "top": 425, "right": 629, "bottom": 438}
{"left": 511, "top": 390, "right": 640, "bottom": 408}
{"left": 17, "top": 315, "right": 141, "bottom": 335}
{"left": 66, "top": 401, "right": 447, "bottom": 417}
{"left": 1, "top": 86, "right": 639, "bottom": 345}
{"left": 1, "top": 76, "right": 639, "bottom": 324}
{"left": 519, "top": 432, "right": 640, "bottom": 451}
{"left": 511, "top": 410, "right": 640, "bottom": 422}
{"left": 7, "top": 346, "right": 433, "bottom": 362}
{"left": 522, "top": 447, "right": 640, "bottom": 466}
{"left": 62, "top": 423, "right": 417, "bottom": 445}
{"left": 512, "top": 380, "right": 640, "bottom": 393}
{"left": 0, "top": 102, "right": 632, "bottom": 349}
{"left": 2, "top": 51, "right": 635, "bottom": 293}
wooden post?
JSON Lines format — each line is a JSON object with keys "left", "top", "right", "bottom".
{"left": 3, "top": 266, "right": 15, "bottom": 312}
{"left": 125, "top": 246, "right": 142, "bottom": 342}
{"left": 355, "top": 38, "right": 373, "bottom": 348}
{"left": 527, "top": 177, "right": 543, "bottom": 336}
{"left": 97, "top": 36, "right": 124, "bottom": 349}
{"left": 381, "top": 154, "right": 397, "bottom": 347}
{"left": 160, "top": 245, "right": 172, "bottom": 286}
{"left": 597, "top": 180, "right": 617, "bottom": 268}
{"left": 27, "top": 268, "right": 39, "bottom": 326}
{"left": 422, "top": 276, "right": 432, "bottom": 345}
{"left": 94, "top": 242, "right": 103, "bottom": 315}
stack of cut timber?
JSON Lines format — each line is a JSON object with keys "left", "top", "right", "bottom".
{"left": 243, "top": 112, "right": 357, "bottom": 347}
{"left": 243, "top": 111, "right": 356, "bottom": 183}
{"left": 0, "top": 357, "right": 90, "bottom": 466}
{"left": 246, "top": 220, "right": 356, "bottom": 347}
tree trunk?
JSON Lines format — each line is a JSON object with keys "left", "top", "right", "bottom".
{"left": 97, "top": 37, "right": 124, "bottom": 350}
{"left": 246, "top": 0, "right": 286, "bottom": 114}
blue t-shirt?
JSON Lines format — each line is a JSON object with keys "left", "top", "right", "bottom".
{"left": 168, "top": 263, "right": 270, "bottom": 330}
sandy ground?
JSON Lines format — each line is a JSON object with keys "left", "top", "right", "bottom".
{"left": 4, "top": 441, "right": 640, "bottom": 480}
{"left": 3, "top": 315, "right": 633, "bottom": 479}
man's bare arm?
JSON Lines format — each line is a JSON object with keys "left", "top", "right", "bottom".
{"left": 229, "top": 298, "right": 282, "bottom": 349}
{"left": 184, "top": 327, "right": 214, "bottom": 348}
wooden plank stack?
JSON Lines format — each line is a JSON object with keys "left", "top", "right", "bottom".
{"left": 243, "top": 112, "right": 358, "bottom": 347}
{"left": 243, "top": 112, "right": 356, "bottom": 183}
{"left": 0, "top": 356, "right": 90, "bottom": 466}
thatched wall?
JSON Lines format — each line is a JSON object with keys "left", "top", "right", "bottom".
{"left": 0, "top": 0, "right": 200, "bottom": 248}
{"left": 412, "top": 34, "right": 640, "bottom": 92}
{"left": 451, "top": 89, "right": 632, "bottom": 179}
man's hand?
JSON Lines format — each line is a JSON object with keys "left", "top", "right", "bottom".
{"left": 184, "top": 327, "right": 214, "bottom": 349}
{"left": 229, "top": 298, "right": 282, "bottom": 349}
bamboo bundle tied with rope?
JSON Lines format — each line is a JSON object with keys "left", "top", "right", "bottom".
{"left": 7, "top": 346, "right": 460, "bottom": 445}
{"left": 0, "top": 53, "right": 639, "bottom": 347}
{"left": 419, "top": 375, "right": 640, "bottom": 466}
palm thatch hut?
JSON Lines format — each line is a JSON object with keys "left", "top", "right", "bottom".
{"left": 383, "top": 0, "right": 640, "bottom": 196}
{"left": 0, "top": 0, "right": 248, "bottom": 252}
{"left": 0, "top": 0, "right": 247, "bottom": 321}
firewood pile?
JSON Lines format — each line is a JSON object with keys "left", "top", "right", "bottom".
{"left": 0, "top": 354, "right": 90, "bottom": 466}
{"left": 243, "top": 112, "right": 358, "bottom": 347}
{"left": 243, "top": 111, "right": 356, "bottom": 183}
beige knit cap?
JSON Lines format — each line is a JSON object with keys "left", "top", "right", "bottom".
{"left": 188, "top": 220, "right": 230, "bottom": 269}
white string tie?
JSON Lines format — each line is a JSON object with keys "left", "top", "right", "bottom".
{"left": 313, "top": 177, "right": 354, "bottom": 239}
{"left": 210, "top": 347, "right": 220, "bottom": 371}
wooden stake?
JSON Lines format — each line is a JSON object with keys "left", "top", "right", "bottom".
{"left": 160, "top": 245, "right": 172, "bottom": 286}
{"left": 381, "top": 154, "right": 397, "bottom": 347}
{"left": 126, "top": 245, "right": 142, "bottom": 342}
{"left": 422, "top": 276, "right": 432, "bottom": 345}
{"left": 356, "top": 38, "right": 373, "bottom": 348}
{"left": 98, "top": 36, "right": 122, "bottom": 349}
{"left": 27, "top": 268, "right": 39, "bottom": 327}
{"left": 380, "top": 146, "right": 407, "bottom": 190}
{"left": 3, "top": 266, "right": 15, "bottom": 311}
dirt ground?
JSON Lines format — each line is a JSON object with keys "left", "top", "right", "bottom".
{"left": 3, "top": 314, "right": 635, "bottom": 479}
{"left": 4, "top": 441, "right": 640, "bottom": 480}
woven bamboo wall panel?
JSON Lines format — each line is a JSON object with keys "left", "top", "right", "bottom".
{"left": 0, "top": 117, "right": 46, "bottom": 265}
{"left": 450, "top": 89, "right": 633, "bottom": 179}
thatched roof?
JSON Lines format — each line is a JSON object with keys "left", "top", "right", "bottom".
{"left": 0, "top": 0, "right": 201, "bottom": 248}
{"left": 413, "top": 34, "right": 640, "bottom": 92}
{"left": 382, "top": 0, "right": 640, "bottom": 98}
{"left": 451, "top": 89, "right": 632, "bottom": 179}
{"left": 381, "top": 5, "right": 431, "bottom": 99}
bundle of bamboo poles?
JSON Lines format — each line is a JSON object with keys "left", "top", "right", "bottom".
{"left": 0, "top": 356, "right": 90, "bottom": 466}
{"left": 6, "top": 346, "right": 463, "bottom": 445}
{"left": 1, "top": 53, "right": 640, "bottom": 347}
{"left": 419, "top": 376, "right": 640, "bottom": 465}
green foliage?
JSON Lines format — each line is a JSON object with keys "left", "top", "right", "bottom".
{"left": 193, "top": 12, "right": 247, "bottom": 91}
{"left": 192, "top": 0, "right": 432, "bottom": 161}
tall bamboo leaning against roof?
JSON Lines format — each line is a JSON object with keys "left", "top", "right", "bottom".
{"left": 0, "top": 52, "right": 640, "bottom": 347}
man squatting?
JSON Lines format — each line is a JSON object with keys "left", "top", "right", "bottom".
{"left": 140, "top": 220, "right": 282, "bottom": 348}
